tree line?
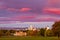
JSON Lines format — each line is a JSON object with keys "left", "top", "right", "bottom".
{"left": 0, "top": 21, "right": 60, "bottom": 37}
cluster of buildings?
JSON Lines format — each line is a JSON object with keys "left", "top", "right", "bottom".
{"left": 13, "top": 25, "right": 50, "bottom": 36}
{"left": 14, "top": 25, "right": 37, "bottom": 36}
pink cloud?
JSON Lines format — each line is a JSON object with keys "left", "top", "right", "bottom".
{"left": 12, "top": 16, "right": 36, "bottom": 20}
{"left": 0, "top": 15, "right": 60, "bottom": 22}
{"left": 0, "top": 17, "right": 10, "bottom": 20}
{"left": 0, "top": 16, "right": 36, "bottom": 21}
{"left": 20, "top": 8, "right": 32, "bottom": 12}
{"left": 7, "top": 8, "right": 32, "bottom": 12}
{"left": 47, "top": 0, "right": 59, "bottom": 4}
{"left": 36, "top": 17, "right": 60, "bottom": 21}
{"left": 43, "top": 8, "right": 60, "bottom": 14}
{"left": 7, "top": 8, "right": 17, "bottom": 11}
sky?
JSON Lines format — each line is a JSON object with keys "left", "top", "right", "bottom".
{"left": 0, "top": 0, "right": 60, "bottom": 28}
{"left": 0, "top": 21, "right": 54, "bottom": 28}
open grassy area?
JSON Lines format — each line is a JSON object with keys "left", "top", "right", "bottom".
{"left": 0, "top": 36, "right": 59, "bottom": 40}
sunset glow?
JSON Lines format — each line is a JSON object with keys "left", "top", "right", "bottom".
{"left": 0, "top": 0, "right": 60, "bottom": 27}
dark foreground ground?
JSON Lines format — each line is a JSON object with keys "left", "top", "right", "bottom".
{"left": 0, "top": 36, "right": 59, "bottom": 40}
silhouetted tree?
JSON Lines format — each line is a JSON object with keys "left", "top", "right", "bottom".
{"left": 39, "top": 28, "right": 45, "bottom": 36}
{"left": 52, "top": 21, "right": 60, "bottom": 38}
{"left": 0, "top": 30, "right": 3, "bottom": 36}
{"left": 46, "top": 29, "right": 54, "bottom": 37}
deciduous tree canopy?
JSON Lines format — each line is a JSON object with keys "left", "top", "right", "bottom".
{"left": 52, "top": 21, "right": 60, "bottom": 37}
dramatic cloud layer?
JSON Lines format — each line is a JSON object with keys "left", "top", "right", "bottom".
{"left": 20, "top": 8, "right": 32, "bottom": 12}
{"left": 43, "top": 8, "right": 60, "bottom": 14}
{"left": 0, "top": 0, "right": 60, "bottom": 22}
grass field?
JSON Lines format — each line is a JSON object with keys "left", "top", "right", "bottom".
{"left": 0, "top": 36, "right": 59, "bottom": 40}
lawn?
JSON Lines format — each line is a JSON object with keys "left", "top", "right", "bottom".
{"left": 0, "top": 36, "right": 59, "bottom": 40}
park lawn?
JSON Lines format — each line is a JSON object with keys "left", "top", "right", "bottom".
{"left": 0, "top": 36, "right": 59, "bottom": 40}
